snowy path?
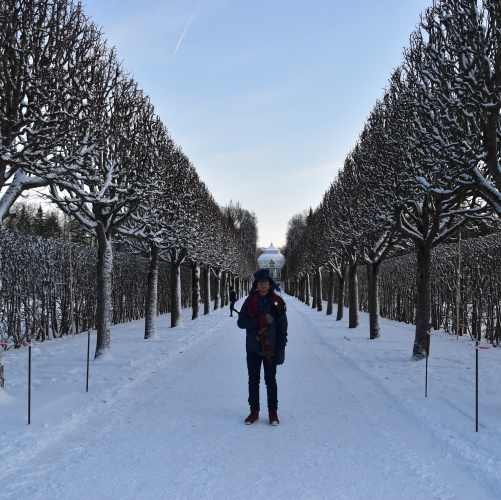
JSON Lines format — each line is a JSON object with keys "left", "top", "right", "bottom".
{"left": 1, "top": 294, "right": 500, "bottom": 499}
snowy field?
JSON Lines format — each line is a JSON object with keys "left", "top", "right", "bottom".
{"left": 1, "top": 293, "right": 501, "bottom": 500}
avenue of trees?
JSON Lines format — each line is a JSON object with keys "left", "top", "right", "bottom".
{"left": 0, "top": 0, "right": 256, "bottom": 388}
{"left": 284, "top": 0, "right": 501, "bottom": 359}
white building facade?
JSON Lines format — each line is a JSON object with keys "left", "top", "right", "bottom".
{"left": 257, "top": 244, "right": 285, "bottom": 288}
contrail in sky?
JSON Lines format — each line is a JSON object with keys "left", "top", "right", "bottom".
{"left": 175, "top": 6, "right": 198, "bottom": 54}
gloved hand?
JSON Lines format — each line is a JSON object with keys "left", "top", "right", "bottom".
{"left": 265, "top": 314, "right": 273, "bottom": 325}
{"left": 276, "top": 351, "right": 285, "bottom": 365}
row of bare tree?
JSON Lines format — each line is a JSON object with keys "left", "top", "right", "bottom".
{"left": 0, "top": 0, "right": 257, "bottom": 388}
{"left": 1, "top": 230, "right": 250, "bottom": 347}
{"left": 290, "top": 234, "right": 500, "bottom": 346}
{"left": 284, "top": 0, "right": 501, "bottom": 359}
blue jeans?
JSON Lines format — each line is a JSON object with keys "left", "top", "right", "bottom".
{"left": 246, "top": 352, "right": 277, "bottom": 411}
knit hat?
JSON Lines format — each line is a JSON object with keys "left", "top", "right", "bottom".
{"left": 250, "top": 268, "right": 280, "bottom": 294}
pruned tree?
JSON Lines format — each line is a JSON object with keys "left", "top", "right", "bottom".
{"left": 396, "top": 21, "right": 491, "bottom": 358}
{"left": 45, "top": 53, "right": 158, "bottom": 357}
{"left": 0, "top": 0, "right": 103, "bottom": 385}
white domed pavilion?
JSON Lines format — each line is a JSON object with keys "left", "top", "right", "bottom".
{"left": 257, "top": 244, "right": 284, "bottom": 287}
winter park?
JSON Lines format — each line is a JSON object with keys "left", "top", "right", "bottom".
{"left": 2, "top": 0, "right": 501, "bottom": 499}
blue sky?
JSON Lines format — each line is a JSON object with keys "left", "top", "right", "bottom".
{"left": 81, "top": 0, "right": 432, "bottom": 247}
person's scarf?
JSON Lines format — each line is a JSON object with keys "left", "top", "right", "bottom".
{"left": 256, "top": 322, "right": 272, "bottom": 365}
{"left": 246, "top": 291, "right": 273, "bottom": 364}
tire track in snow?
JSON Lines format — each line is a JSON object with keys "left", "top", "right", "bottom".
{"left": 283, "top": 294, "right": 495, "bottom": 500}
{"left": 301, "top": 297, "right": 501, "bottom": 498}
{"left": 2, "top": 298, "right": 498, "bottom": 500}
{"left": 0, "top": 309, "right": 237, "bottom": 496}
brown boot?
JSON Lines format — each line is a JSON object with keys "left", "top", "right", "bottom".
{"left": 269, "top": 410, "right": 280, "bottom": 426}
{"left": 245, "top": 409, "right": 259, "bottom": 425}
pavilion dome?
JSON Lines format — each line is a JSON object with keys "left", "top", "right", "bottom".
{"left": 257, "top": 244, "right": 284, "bottom": 266}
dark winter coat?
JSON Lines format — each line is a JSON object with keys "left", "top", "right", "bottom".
{"left": 230, "top": 290, "right": 237, "bottom": 303}
{"left": 237, "top": 290, "right": 288, "bottom": 356}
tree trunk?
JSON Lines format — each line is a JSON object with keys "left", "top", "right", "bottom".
{"left": 312, "top": 274, "right": 317, "bottom": 309}
{"left": 144, "top": 245, "right": 159, "bottom": 339}
{"left": 367, "top": 261, "right": 381, "bottom": 339}
{"left": 0, "top": 349, "right": 3, "bottom": 389}
{"left": 221, "top": 272, "right": 225, "bottom": 306}
{"left": 0, "top": 232, "right": 4, "bottom": 387}
{"left": 203, "top": 265, "right": 211, "bottom": 315}
{"left": 223, "top": 272, "right": 229, "bottom": 307}
{"left": 336, "top": 267, "right": 346, "bottom": 321}
{"left": 40, "top": 293, "right": 46, "bottom": 342}
{"left": 213, "top": 268, "right": 221, "bottom": 310}
{"left": 348, "top": 257, "right": 359, "bottom": 328}
{"left": 316, "top": 267, "right": 323, "bottom": 312}
{"left": 472, "top": 298, "right": 478, "bottom": 341}
{"left": 412, "top": 243, "right": 431, "bottom": 359}
{"left": 170, "top": 248, "right": 184, "bottom": 328}
{"left": 192, "top": 261, "right": 201, "bottom": 320}
{"left": 53, "top": 296, "right": 59, "bottom": 338}
{"left": 305, "top": 274, "right": 310, "bottom": 306}
{"left": 95, "top": 227, "right": 113, "bottom": 358}
{"left": 326, "top": 268, "right": 334, "bottom": 315}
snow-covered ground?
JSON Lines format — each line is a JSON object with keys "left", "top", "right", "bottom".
{"left": 1, "top": 294, "right": 501, "bottom": 500}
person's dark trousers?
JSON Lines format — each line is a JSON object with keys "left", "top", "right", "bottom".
{"left": 246, "top": 352, "right": 277, "bottom": 411}
{"left": 230, "top": 302, "right": 235, "bottom": 316}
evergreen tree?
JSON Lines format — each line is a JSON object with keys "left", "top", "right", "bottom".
{"left": 33, "top": 206, "right": 45, "bottom": 236}
{"left": 16, "top": 204, "right": 33, "bottom": 234}
{"left": 44, "top": 211, "right": 62, "bottom": 239}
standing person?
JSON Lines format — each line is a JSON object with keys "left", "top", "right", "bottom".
{"left": 229, "top": 286, "right": 237, "bottom": 317}
{"left": 237, "top": 269, "right": 288, "bottom": 425}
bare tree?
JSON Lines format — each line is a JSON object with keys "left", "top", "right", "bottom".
{"left": 45, "top": 54, "right": 158, "bottom": 357}
{"left": 0, "top": 0, "right": 103, "bottom": 385}
{"left": 220, "top": 200, "right": 259, "bottom": 258}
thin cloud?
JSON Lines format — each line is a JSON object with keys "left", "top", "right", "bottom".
{"left": 286, "top": 163, "right": 340, "bottom": 181}
{"left": 212, "top": 150, "right": 263, "bottom": 162}
{"left": 175, "top": 5, "right": 198, "bottom": 54}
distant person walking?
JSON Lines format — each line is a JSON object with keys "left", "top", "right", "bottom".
{"left": 237, "top": 269, "right": 288, "bottom": 425}
{"left": 229, "top": 286, "right": 237, "bottom": 317}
